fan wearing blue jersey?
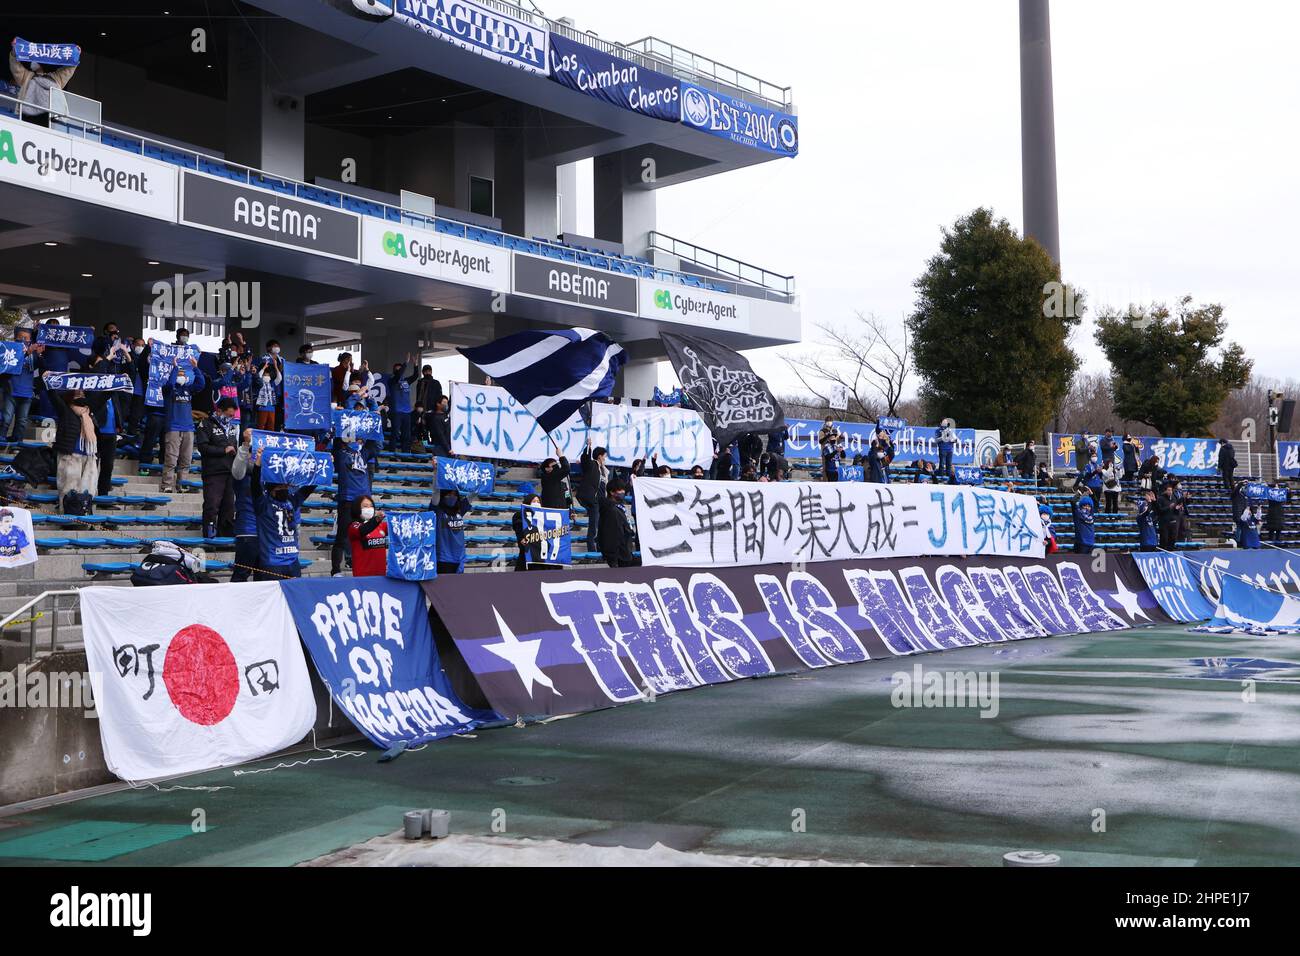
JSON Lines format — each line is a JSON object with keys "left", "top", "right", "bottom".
{"left": 433, "top": 487, "right": 472, "bottom": 574}
{"left": 250, "top": 447, "right": 316, "bottom": 580}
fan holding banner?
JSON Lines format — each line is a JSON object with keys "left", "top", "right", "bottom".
{"left": 659, "top": 331, "right": 786, "bottom": 451}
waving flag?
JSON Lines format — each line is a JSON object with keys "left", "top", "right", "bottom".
{"left": 459, "top": 328, "right": 626, "bottom": 434}
{"left": 79, "top": 582, "right": 317, "bottom": 781}
{"left": 660, "top": 331, "right": 785, "bottom": 449}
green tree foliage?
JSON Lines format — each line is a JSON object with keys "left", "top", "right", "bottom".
{"left": 1094, "top": 296, "right": 1252, "bottom": 437}
{"left": 907, "top": 208, "right": 1080, "bottom": 440}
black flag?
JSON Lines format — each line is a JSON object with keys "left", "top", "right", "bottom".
{"left": 660, "top": 332, "right": 785, "bottom": 450}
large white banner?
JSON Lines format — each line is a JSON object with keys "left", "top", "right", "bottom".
{"left": 451, "top": 381, "right": 713, "bottom": 469}
{"left": 360, "top": 217, "right": 509, "bottom": 292}
{"left": 0, "top": 114, "right": 177, "bottom": 220}
{"left": 80, "top": 582, "right": 316, "bottom": 781}
{"left": 633, "top": 477, "right": 1046, "bottom": 568}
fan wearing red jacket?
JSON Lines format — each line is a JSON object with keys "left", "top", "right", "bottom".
{"left": 346, "top": 495, "right": 388, "bottom": 577}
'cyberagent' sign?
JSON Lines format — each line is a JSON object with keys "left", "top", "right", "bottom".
{"left": 633, "top": 477, "right": 1045, "bottom": 569}
{"left": 425, "top": 553, "right": 1161, "bottom": 719}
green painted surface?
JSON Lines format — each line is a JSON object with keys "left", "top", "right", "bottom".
{"left": 2, "top": 623, "right": 1299, "bottom": 866}
{"left": 0, "top": 821, "right": 197, "bottom": 862}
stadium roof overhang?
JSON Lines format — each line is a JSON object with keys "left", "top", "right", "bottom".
{"left": 0, "top": 181, "right": 799, "bottom": 353}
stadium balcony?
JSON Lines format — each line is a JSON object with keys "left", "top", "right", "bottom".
{"left": 23, "top": 103, "right": 784, "bottom": 304}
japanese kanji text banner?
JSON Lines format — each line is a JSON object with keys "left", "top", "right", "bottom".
{"left": 633, "top": 478, "right": 1046, "bottom": 568}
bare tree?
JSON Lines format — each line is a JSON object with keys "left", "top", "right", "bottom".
{"left": 784, "top": 312, "right": 911, "bottom": 420}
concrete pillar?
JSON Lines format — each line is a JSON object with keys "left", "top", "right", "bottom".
{"left": 593, "top": 151, "right": 657, "bottom": 257}
{"left": 494, "top": 109, "right": 556, "bottom": 238}
{"left": 620, "top": 358, "right": 659, "bottom": 403}
{"left": 1019, "top": 0, "right": 1061, "bottom": 264}
{"left": 70, "top": 289, "right": 147, "bottom": 340}
{"left": 226, "top": 23, "right": 306, "bottom": 180}
{"left": 558, "top": 162, "right": 579, "bottom": 235}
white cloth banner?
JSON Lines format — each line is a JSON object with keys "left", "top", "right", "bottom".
{"left": 80, "top": 581, "right": 317, "bottom": 781}
{"left": 450, "top": 381, "right": 713, "bottom": 469}
{"left": 633, "top": 477, "right": 1046, "bottom": 568}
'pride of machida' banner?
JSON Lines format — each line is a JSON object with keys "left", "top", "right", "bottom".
{"left": 425, "top": 553, "right": 1168, "bottom": 719}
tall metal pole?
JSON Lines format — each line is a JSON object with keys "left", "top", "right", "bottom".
{"left": 1019, "top": 0, "right": 1061, "bottom": 264}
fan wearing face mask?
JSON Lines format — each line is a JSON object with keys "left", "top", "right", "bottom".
{"left": 159, "top": 354, "right": 206, "bottom": 495}
{"left": 330, "top": 431, "right": 378, "bottom": 576}
{"left": 432, "top": 487, "right": 473, "bottom": 574}
{"left": 346, "top": 495, "right": 388, "bottom": 577}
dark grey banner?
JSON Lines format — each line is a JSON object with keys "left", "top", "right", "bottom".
{"left": 180, "top": 171, "right": 360, "bottom": 261}
{"left": 512, "top": 252, "right": 638, "bottom": 315}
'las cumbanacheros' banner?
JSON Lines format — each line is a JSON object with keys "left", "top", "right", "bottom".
{"left": 633, "top": 477, "right": 1046, "bottom": 568}
{"left": 425, "top": 553, "right": 1169, "bottom": 720}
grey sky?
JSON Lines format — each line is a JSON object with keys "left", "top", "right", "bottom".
{"left": 564, "top": 0, "right": 1299, "bottom": 400}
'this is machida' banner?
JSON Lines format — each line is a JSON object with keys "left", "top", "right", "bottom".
{"left": 280, "top": 578, "right": 496, "bottom": 747}
{"left": 451, "top": 382, "right": 712, "bottom": 469}
{"left": 79, "top": 582, "right": 317, "bottom": 781}
{"left": 633, "top": 477, "right": 1046, "bottom": 568}
{"left": 425, "top": 554, "right": 1164, "bottom": 719}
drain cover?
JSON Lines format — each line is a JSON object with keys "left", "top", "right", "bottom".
{"left": 1003, "top": 850, "right": 1061, "bottom": 867}
{"left": 495, "top": 775, "right": 558, "bottom": 787}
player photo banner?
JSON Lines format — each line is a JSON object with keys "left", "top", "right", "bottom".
{"left": 632, "top": 477, "right": 1046, "bottom": 569}
{"left": 424, "top": 553, "right": 1167, "bottom": 720}
{"left": 279, "top": 577, "right": 498, "bottom": 748}
{"left": 0, "top": 505, "right": 37, "bottom": 569}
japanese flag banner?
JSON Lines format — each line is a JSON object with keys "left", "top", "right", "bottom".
{"left": 80, "top": 582, "right": 317, "bottom": 781}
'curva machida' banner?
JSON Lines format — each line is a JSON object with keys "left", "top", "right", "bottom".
{"left": 632, "top": 477, "right": 1046, "bottom": 568}
{"left": 425, "top": 553, "right": 1166, "bottom": 719}
{"left": 451, "top": 382, "right": 712, "bottom": 469}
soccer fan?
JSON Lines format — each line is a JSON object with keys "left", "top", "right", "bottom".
{"left": 433, "top": 487, "right": 472, "bottom": 574}
{"left": 1071, "top": 486, "right": 1096, "bottom": 555}
{"left": 935, "top": 421, "right": 957, "bottom": 484}
{"left": 1217, "top": 437, "right": 1237, "bottom": 493}
{"left": 1039, "top": 503, "right": 1057, "bottom": 554}
{"left": 387, "top": 354, "right": 418, "bottom": 452}
{"left": 43, "top": 382, "right": 100, "bottom": 506}
{"left": 1136, "top": 488, "right": 1158, "bottom": 553}
{"left": 599, "top": 477, "right": 638, "bottom": 568}
{"left": 249, "top": 447, "right": 315, "bottom": 580}
{"left": 195, "top": 398, "right": 241, "bottom": 540}
{"left": 8, "top": 38, "right": 78, "bottom": 127}
{"left": 229, "top": 433, "right": 262, "bottom": 582}
{"left": 577, "top": 444, "right": 608, "bottom": 553}
{"left": 159, "top": 354, "right": 205, "bottom": 495}
{"left": 512, "top": 484, "right": 544, "bottom": 571}
{"left": 0, "top": 326, "right": 37, "bottom": 445}
{"left": 330, "top": 432, "right": 377, "bottom": 576}
{"left": 538, "top": 453, "right": 570, "bottom": 510}
{"left": 346, "top": 495, "right": 388, "bottom": 577}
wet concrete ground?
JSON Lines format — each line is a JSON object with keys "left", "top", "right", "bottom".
{"left": 2, "top": 623, "right": 1298, "bottom": 866}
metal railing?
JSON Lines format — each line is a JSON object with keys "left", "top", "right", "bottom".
{"left": 467, "top": 0, "right": 793, "bottom": 108}
{"left": 0, "top": 590, "right": 82, "bottom": 660}
{"left": 650, "top": 231, "right": 796, "bottom": 296}
{"left": 0, "top": 92, "right": 776, "bottom": 298}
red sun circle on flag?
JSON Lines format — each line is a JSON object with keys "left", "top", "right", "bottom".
{"left": 163, "top": 624, "right": 240, "bottom": 726}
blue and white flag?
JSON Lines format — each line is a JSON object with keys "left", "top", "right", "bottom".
{"left": 435, "top": 457, "right": 495, "bottom": 495}
{"left": 955, "top": 465, "right": 985, "bottom": 485}
{"left": 251, "top": 430, "right": 317, "bottom": 455}
{"left": 261, "top": 449, "right": 333, "bottom": 486}
{"left": 332, "top": 408, "right": 383, "bottom": 442}
{"left": 279, "top": 578, "right": 497, "bottom": 748}
{"left": 1195, "top": 575, "right": 1300, "bottom": 635}
{"left": 522, "top": 505, "right": 571, "bottom": 565}
{"left": 36, "top": 324, "right": 94, "bottom": 348}
{"left": 0, "top": 342, "right": 26, "bottom": 375}
{"left": 43, "top": 372, "right": 133, "bottom": 393}
{"left": 679, "top": 83, "right": 798, "bottom": 157}
{"left": 878, "top": 416, "right": 908, "bottom": 433}
{"left": 1279, "top": 441, "right": 1300, "bottom": 478}
{"left": 459, "top": 328, "right": 626, "bottom": 434}
{"left": 388, "top": 511, "right": 439, "bottom": 581}
{"left": 548, "top": 32, "right": 680, "bottom": 121}
{"left": 283, "top": 362, "right": 331, "bottom": 430}
{"left": 14, "top": 39, "right": 81, "bottom": 68}
{"left": 1245, "top": 482, "right": 1271, "bottom": 501}
{"left": 838, "top": 465, "right": 865, "bottom": 482}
